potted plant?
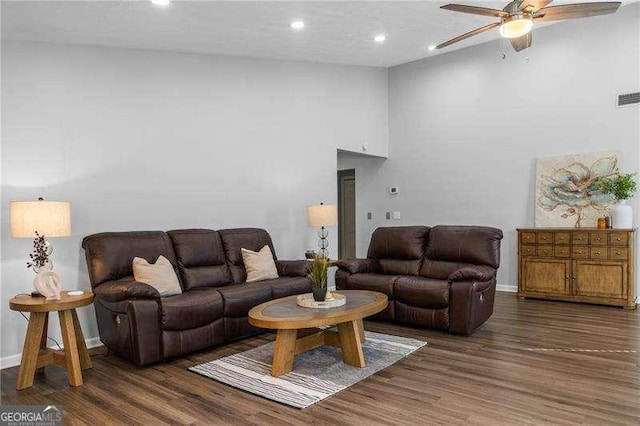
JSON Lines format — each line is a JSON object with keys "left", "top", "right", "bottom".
{"left": 595, "top": 172, "right": 637, "bottom": 228}
{"left": 309, "top": 255, "right": 328, "bottom": 302}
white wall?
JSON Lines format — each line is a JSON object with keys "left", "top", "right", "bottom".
{"left": 0, "top": 42, "right": 388, "bottom": 366}
{"left": 345, "top": 4, "right": 640, "bottom": 292}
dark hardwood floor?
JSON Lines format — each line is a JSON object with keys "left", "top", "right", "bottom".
{"left": 1, "top": 293, "right": 638, "bottom": 425}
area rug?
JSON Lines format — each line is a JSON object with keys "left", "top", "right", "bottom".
{"left": 189, "top": 331, "right": 426, "bottom": 409}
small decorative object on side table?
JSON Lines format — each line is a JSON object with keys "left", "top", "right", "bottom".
{"left": 9, "top": 291, "right": 94, "bottom": 390}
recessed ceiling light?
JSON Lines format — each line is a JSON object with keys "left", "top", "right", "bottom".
{"left": 290, "top": 21, "right": 305, "bottom": 30}
{"left": 374, "top": 34, "right": 386, "bottom": 43}
{"left": 428, "top": 45, "right": 437, "bottom": 51}
{"left": 150, "top": 0, "right": 171, "bottom": 6}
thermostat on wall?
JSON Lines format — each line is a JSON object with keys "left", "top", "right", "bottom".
{"left": 389, "top": 186, "right": 399, "bottom": 195}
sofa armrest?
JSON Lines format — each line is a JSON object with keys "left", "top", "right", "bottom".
{"left": 94, "top": 278, "right": 161, "bottom": 303}
{"left": 336, "top": 259, "right": 380, "bottom": 274}
{"left": 448, "top": 265, "right": 496, "bottom": 283}
{"left": 276, "top": 260, "right": 311, "bottom": 277}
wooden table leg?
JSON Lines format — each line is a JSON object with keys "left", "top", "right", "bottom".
{"left": 58, "top": 309, "right": 83, "bottom": 387}
{"left": 16, "top": 312, "right": 47, "bottom": 390}
{"left": 337, "top": 320, "right": 365, "bottom": 368}
{"left": 71, "top": 310, "right": 92, "bottom": 370}
{"left": 271, "top": 329, "right": 298, "bottom": 377}
{"left": 356, "top": 318, "right": 365, "bottom": 342}
{"left": 36, "top": 312, "right": 49, "bottom": 374}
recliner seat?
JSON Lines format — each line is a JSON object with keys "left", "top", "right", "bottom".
{"left": 82, "top": 228, "right": 311, "bottom": 366}
{"left": 336, "top": 225, "right": 503, "bottom": 335}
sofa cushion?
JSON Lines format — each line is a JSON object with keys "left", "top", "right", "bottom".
{"left": 367, "top": 226, "right": 430, "bottom": 260}
{"left": 426, "top": 226, "right": 503, "bottom": 268}
{"left": 160, "top": 289, "right": 224, "bottom": 331}
{"left": 132, "top": 255, "right": 182, "bottom": 297}
{"left": 344, "top": 273, "right": 398, "bottom": 298}
{"left": 241, "top": 246, "right": 279, "bottom": 282}
{"left": 395, "top": 276, "right": 449, "bottom": 309}
{"left": 260, "top": 277, "right": 311, "bottom": 299}
{"left": 167, "top": 229, "right": 232, "bottom": 290}
{"left": 217, "top": 284, "right": 273, "bottom": 317}
{"left": 82, "top": 231, "right": 179, "bottom": 287}
{"left": 420, "top": 259, "right": 478, "bottom": 280}
{"left": 379, "top": 259, "right": 422, "bottom": 276}
{"left": 219, "top": 228, "right": 277, "bottom": 282}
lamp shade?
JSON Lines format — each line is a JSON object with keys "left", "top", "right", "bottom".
{"left": 306, "top": 204, "right": 337, "bottom": 227}
{"left": 10, "top": 200, "right": 71, "bottom": 238}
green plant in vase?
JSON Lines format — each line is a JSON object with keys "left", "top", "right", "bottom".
{"left": 309, "top": 256, "right": 328, "bottom": 302}
{"left": 594, "top": 171, "right": 637, "bottom": 228}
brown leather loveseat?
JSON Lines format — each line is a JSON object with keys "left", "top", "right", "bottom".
{"left": 336, "top": 225, "right": 503, "bottom": 335}
{"left": 82, "top": 228, "right": 311, "bottom": 366}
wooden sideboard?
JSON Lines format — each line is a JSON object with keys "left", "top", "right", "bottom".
{"left": 517, "top": 228, "right": 636, "bottom": 309}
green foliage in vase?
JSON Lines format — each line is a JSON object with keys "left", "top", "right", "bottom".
{"left": 309, "top": 256, "right": 328, "bottom": 288}
{"left": 594, "top": 172, "right": 637, "bottom": 201}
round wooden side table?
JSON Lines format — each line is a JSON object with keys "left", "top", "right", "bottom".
{"left": 9, "top": 291, "right": 95, "bottom": 390}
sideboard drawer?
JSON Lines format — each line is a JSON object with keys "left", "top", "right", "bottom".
{"left": 520, "top": 232, "right": 536, "bottom": 244}
{"left": 590, "top": 247, "right": 608, "bottom": 260}
{"left": 537, "top": 245, "right": 553, "bottom": 257}
{"left": 610, "top": 248, "right": 628, "bottom": 260}
{"left": 537, "top": 233, "right": 553, "bottom": 244}
{"left": 572, "top": 233, "right": 589, "bottom": 245}
{"left": 554, "top": 246, "right": 571, "bottom": 258}
{"left": 521, "top": 246, "right": 536, "bottom": 256}
{"left": 554, "top": 232, "right": 570, "bottom": 245}
{"left": 590, "top": 233, "right": 607, "bottom": 245}
{"left": 572, "top": 246, "right": 589, "bottom": 258}
{"left": 609, "top": 233, "right": 628, "bottom": 246}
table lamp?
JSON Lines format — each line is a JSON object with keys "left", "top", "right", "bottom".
{"left": 306, "top": 202, "right": 337, "bottom": 259}
{"left": 10, "top": 198, "right": 71, "bottom": 299}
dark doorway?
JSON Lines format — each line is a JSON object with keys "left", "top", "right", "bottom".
{"left": 337, "top": 169, "right": 356, "bottom": 259}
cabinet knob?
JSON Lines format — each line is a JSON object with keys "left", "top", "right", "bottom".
{"left": 572, "top": 275, "right": 577, "bottom": 279}
{"left": 616, "top": 238, "right": 621, "bottom": 241}
{"left": 616, "top": 252, "right": 621, "bottom": 255}
{"left": 596, "top": 251, "right": 601, "bottom": 255}
{"left": 595, "top": 237, "right": 600, "bottom": 241}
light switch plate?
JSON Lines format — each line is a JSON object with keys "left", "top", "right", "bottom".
{"left": 367, "top": 212, "right": 372, "bottom": 220}
{"left": 392, "top": 211, "right": 401, "bottom": 220}
{"left": 386, "top": 212, "right": 391, "bottom": 220}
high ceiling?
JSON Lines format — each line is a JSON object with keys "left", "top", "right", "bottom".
{"left": 2, "top": 1, "right": 637, "bottom": 67}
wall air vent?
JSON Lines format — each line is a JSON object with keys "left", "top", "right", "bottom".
{"left": 617, "top": 91, "right": 640, "bottom": 107}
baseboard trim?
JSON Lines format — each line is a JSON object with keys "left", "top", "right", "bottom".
{"left": 0, "top": 337, "right": 102, "bottom": 370}
{"left": 497, "top": 285, "right": 517, "bottom": 293}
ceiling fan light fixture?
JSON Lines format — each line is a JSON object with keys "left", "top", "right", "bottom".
{"left": 499, "top": 15, "right": 533, "bottom": 39}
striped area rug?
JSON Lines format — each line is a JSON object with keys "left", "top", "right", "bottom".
{"left": 189, "top": 331, "right": 426, "bottom": 409}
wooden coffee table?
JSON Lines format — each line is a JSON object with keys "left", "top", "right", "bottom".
{"left": 248, "top": 290, "right": 387, "bottom": 377}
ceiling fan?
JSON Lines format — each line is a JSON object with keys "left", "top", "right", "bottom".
{"left": 435, "top": 1, "right": 622, "bottom": 52}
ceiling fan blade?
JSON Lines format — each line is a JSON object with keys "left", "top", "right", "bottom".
{"left": 518, "top": 0, "right": 553, "bottom": 13}
{"left": 510, "top": 32, "right": 533, "bottom": 52}
{"left": 441, "top": 4, "right": 508, "bottom": 18}
{"left": 435, "top": 22, "right": 501, "bottom": 49}
{"left": 534, "top": 2, "right": 621, "bottom": 21}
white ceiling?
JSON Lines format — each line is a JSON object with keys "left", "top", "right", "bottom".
{"left": 2, "top": 0, "right": 637, "bottom": 67}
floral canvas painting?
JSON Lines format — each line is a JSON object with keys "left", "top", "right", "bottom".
{"left": 535, "top": 151, "right": 620, "bottom": 228}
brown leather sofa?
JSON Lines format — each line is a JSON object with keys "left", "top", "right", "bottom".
{"left": 336, "top": 225, "right": 503, "bottom": 335}
{"left": 82, "top": 228, "right": 311, "bottom": 366}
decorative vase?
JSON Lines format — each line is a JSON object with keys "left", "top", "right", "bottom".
{"left": 33, "top": 265, "right": 62, "bottom": 300}
{"left": 312, "top": 286, "right": 327, "bottom": 302}
{"left": 612, "top": 199, "right": 633, "bottom": 229}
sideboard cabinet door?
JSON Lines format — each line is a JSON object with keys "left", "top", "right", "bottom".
{"left": 573, "top": 260, "right": 628, "bottom": 300}
{"left": 521, "top": 258, "right": 570, "bottom": 296}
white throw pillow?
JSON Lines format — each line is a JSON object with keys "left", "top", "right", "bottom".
{"left": 241, "top": 245, "right": 279, "bottom": 282}
{"left": 132, "top": 255, "right": 182, "bottom": 297}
